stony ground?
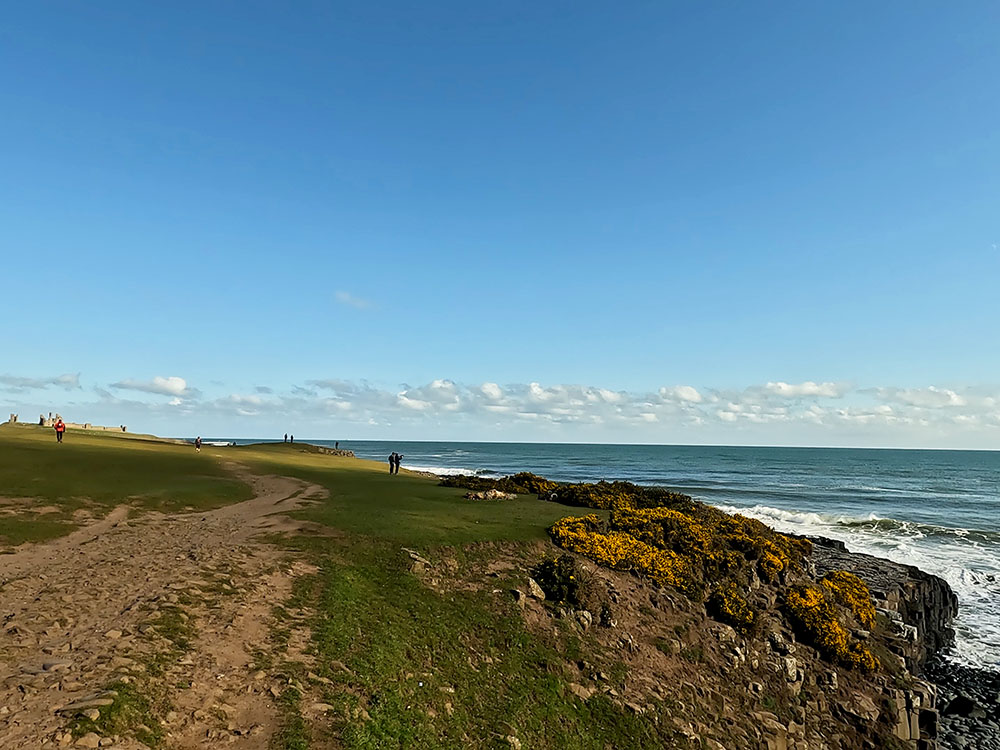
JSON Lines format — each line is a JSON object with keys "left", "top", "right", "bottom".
{"left": 0, "top": 468, "right": 325, "bottom": 749}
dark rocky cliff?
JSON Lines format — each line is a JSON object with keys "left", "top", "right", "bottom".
{"left": 810, "top": 537, "right": 958, "bottom": 671}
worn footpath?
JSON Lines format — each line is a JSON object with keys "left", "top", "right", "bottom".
{"left": 0, "top": 468, "right": 326, "bottom": 749}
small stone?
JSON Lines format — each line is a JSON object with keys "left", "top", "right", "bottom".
{"left": 82, "top": 709, "right": 101, "bottom": 721}
{"left": 252, "top": 671, "right": 266, "bottom": 681}
{"left": 527, "top": 578, "right": 546, "bottom": 600}
{"left": 104, "top": 630, "right": 122, "bottom": 640}
{"left": 568, "top": 683, "right": 595, "bottom": 700}
{"left": 75, "top": 734, "right": 101, "bottom": 748}
{"left": 310, "top": 703, "right": 335, "bottom": 712}
{"left": 506, "top": 736, "right": 522, "bottom": 750}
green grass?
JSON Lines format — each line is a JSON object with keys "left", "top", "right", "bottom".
{"left": 236, "top": 443, "right": 591, "bottom": 547}
{"left": 227, "top": 444, "right": 682, "bottom": 748}
{"left": 278, "top": 539, "right": 684, "bottom": 750}
{"left": 68, "top": 681, "right": 164, "bottom": 747}
{"left": 0, "top": 516, "right": 77, "bottom": 547}
{"left": 0, "top": 424, "right": 252, "bottom": 543}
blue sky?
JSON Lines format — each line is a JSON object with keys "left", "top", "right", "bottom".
{"left": 2, "top": 2, "right": 999, "bottom": 446}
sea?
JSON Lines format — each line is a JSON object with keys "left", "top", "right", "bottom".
{"left": 228, "top": 439, "right": 1000, "bottom": 671}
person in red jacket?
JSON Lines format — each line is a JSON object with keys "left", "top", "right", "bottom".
{"left": 54, "top": 418, "right": 66, "bottom": 443}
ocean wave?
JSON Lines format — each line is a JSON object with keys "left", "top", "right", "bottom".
{"left": 404, "top": 464, "right": 499, "bottom": 477}
{"left": 715, "top": 503, "right": 1000, "bottom": 543}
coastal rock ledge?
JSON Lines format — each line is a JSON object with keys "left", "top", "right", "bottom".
{"left": 811, "top": 536, "right": 963, "bottom": 750}
{"left": 810, "top": 537, "right": 958, "bottom": 672}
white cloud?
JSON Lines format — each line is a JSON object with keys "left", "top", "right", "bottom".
{"left": 37, "top": 374, "right": 1000, "bottom": 448}
{"left": 660, "top": 385, "right": 703, "bottom": 403}
{"left": 112, "top": 376, "right": 191, "bottom": 398}
{"left": 0, "top": 373, "right": 81, "bottom": 392}
{"left": 874, "top": 386, "right": 967, "bottom": 408}
{"left": 335, "top": 291, "right": 373, "bottom": 310}
{"left": 480, "top": 382, "right": 503, "bottom": 400}
{"left": 765, "top": 381, "right": 845, "bottom": 398}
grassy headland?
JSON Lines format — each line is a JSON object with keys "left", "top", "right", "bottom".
{"left": 1, "top": 426, "right": 670, "bottom": 748}
{"left": 0, "top": 426, "right": 910, "bottom": 750}
{"left": 0, "top": 423, "right": 251, "bottom": 545}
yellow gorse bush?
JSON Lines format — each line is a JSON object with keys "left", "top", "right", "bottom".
{"left": 549, "top": 502, "right": 812, "bottom": 601}
{"left": 464, "top": 469, "right": 881, "bottom": 672}
{"left": 820, "top": 570, "right": 876, "bottom": 629}
{"left": 707, "top": 581, "right": 757, "bottom": 635}
{"left": 785, "top": 584, "right": 879, "bottom": 672}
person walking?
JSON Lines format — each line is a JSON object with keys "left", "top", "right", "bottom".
{"left": 393, "top": 453, "right": 403, "bottom": 474}
{"left": 53, "top": 418, "right": 66, "bottom": 443}
{"left": 195, "top": 436, "right": 202, "bottom": 452}
{"left": 388, "top": 452, "right": 396, "bottom": 474}
{"left": 290, "top": 434, "right": 294, "bottom": 444}
{"left": 284, "top": 433, "right": 288, "bottom": 443}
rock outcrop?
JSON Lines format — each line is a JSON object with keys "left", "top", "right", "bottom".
{"left": 809, "top": 537, "right": 958, "bottom": 671}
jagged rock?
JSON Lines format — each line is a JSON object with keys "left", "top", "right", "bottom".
{"left": 75, "top": 734, "right": 101, "bottom": 748}
{"left": 842, "top": 692, "right": 880, "bottom": 722}
{"left": 568, "top": 683, "right": 595, "bottom": 700}
{"left": 781, "top": 656, "right": 799, "bottom": 682}
{"left": 575, "top": 610, "right": 593, "bottom": 631}
{"left": 810, "top": 537, "right": 957, "bottom": 669}
{"left": 768, "top": 631, "right": 795, "bottom": 656}
{"left": 527, "top": 578, "right": 545, "bottom": 600}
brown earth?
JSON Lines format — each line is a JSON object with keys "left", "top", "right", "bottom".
{"left": 0, "top": 468, "right": 326, "bottom": 749}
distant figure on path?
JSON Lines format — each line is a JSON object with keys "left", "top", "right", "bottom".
{"left": 195, "top": 436, "right": 202, "bottom": 452}
{"left": 284, "top": 433, "right": 288, "bottom": 443}
{"left": 335, "top": 441, "right": 339, "bottom": 450}
{"left": 54, "top": 418, "right": 66, "bottom": 443}
{"left": 290, "top": 435, "right": 294, "bottom": 444}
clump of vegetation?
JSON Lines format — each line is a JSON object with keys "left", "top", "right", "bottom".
{"left": 440, "top": 472, "right": 557, "bottom": 496}
{"left": 548, "top": 505, "right": 811, "bottom": 599}
{"left": 441, "top": 474, "right": 693, "bottom": 510}
{"left": 784, "top": 584, "right": 879, "bottom": 672}
{"left": 531, "top": 553, "right": 588, "bottom": 607}
{"left": 548, "top": 481, "right": 696, "bottom": 511}
{"left": 820, "top": 570, "right": 876, "bottom": 628}
{"left": 68, "top": 681, "right": 164, "bottom": 747}
{"left": 707, "top": 582, "right": 757, "bottom": 636}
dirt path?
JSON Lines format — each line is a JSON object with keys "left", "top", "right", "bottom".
{"left": 0, "top": 468, "right": 327, "bottom": 749}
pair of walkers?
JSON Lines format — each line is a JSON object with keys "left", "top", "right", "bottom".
{"left": 387, "top": 452, "right": 403, "bottom": 474}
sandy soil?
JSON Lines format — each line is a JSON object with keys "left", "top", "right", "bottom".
{"left": 0, "top": 468, "right": 327, "bottom": 749}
